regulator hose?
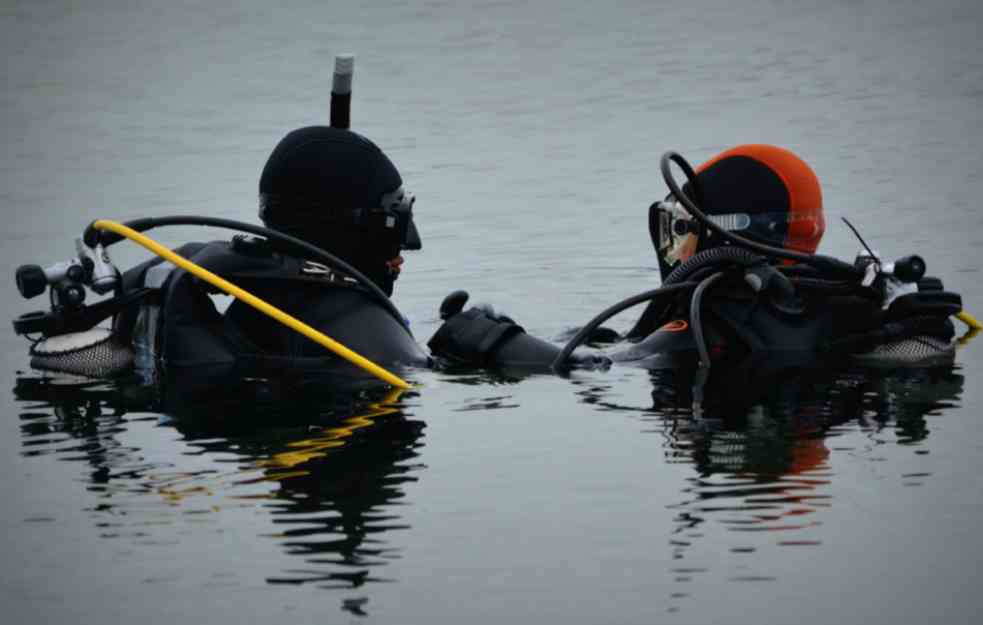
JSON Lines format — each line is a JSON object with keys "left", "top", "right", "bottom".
{"left": 690, "top": 272, "right": 727, "bottom": 370}
{"left": 83, "top": 215, "right": 407, "bottom": 332}
{"left": 624, "top": 247, "right": 765, "bottom": 340}
{"left": 664, "top": 246, "right": 765, "bottom": 285}
{"left": 551, "top": 281, "right": 698, "bottom": 370}
{"left": 660, "top": 151, "right": 862, "bottom": 279}
{"left": 688, "top": 271, "right": 727, "bottom": 412}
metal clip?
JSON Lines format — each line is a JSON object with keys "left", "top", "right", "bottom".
{"left": 301, "top": 261, "right": 333, "bottom": 276}
{"left": 301, "top": 261, "right": 357, "bottom": 285}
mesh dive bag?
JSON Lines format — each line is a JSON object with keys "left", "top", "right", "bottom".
{"left": 853, "top": 335, "right": 955, "bottom": 366}
{"left": 30, "top": 328, "right": 134, "bottom": 378}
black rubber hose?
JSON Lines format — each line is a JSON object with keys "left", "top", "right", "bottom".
{"left": 688, "top": 272, "right": 726, "bottom": 411}
{"left": 82, "top": 216, "right": 407, "bottom": 331}
{"left": 624, "top": 247, "right": 764, "bottom": 340}
{"left": 660, "top": 151, "right": 862, "bottom": 279}
{"left": 690, "top": 272, "right": 726, "bottom": 370}
{"left": 664, "top": 246, "right": 765, "bottom": 285}
{"left": 551, "top": 281, "right": 698, "bottom": 370}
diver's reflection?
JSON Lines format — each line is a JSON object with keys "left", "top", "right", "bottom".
{"left": 645, "top": 359, "right": 964, "bottom": 602}
{"left": 14, "top": 377, "right": 426, "bottom": 594}
{"left": 176, "top": 391, "right": 426, "bottom": 589}
{"left": 569, "top": 357, "right": 963, "bottom": 605}
{"left": 647, "top": 359, "right": 965, "bottom": 471}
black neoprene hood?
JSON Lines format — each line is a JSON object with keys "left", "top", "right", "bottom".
{"left": 259, "top": 125, "right": 403, "bottom": 224}
{"left": 257, "top": 125, "right": 416, "bottom": 296}
{"left": 687, "top": 155, "right": 790, "bottom": 215}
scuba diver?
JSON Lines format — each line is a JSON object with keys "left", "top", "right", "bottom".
{"left": 9, "top": 56, "right": 979, "bottom": 398}
{"left": 106, "top": 120, "right": 432, "bottom": 386}
{"left": 428, "top": 144, "right": 978, "bottom": 384}
{"left": 13, "top": 56, "right": 430, "bottom": 399}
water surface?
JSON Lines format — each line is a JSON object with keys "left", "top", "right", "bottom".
{"left": 2, "top": 1, "right": 982, "bottom": 623}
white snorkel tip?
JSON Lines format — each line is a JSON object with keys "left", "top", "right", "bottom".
{"left": 330, "top": 54, "right": 355, "bottom": 129}
{"left": 332, "top": 53, "right": 355, "bottom": 94}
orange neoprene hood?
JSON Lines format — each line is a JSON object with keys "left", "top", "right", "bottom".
{"left": 694, "top": 144, "right": 825, "bottom": 254}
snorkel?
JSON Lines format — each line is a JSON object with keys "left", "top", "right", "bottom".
{"left": 330, "top": 53, "right": 354, "bottom": 129}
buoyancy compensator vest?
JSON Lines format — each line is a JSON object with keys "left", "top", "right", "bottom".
{"left": 609, "top": 274, "right": 895, "bottom": 368}
{"left": 114, "top": 237, "right": 429, "bottom": 390}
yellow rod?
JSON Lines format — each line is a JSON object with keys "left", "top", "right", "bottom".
{"left": 92, "top": 219, "right": 411, "bottom": 389}
{"left": 956, "top": 310, "right": 982, "bottom": 331}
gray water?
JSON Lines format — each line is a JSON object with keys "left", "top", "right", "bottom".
{"left": 3, "top": 0, "right": 983, "bottom": 623}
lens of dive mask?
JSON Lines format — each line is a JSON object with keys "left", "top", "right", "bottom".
{"left": 655, "top": 200, "right": 700, "bottom": 266}
{"left": 377, "top": 186, "right": 421, "bottom": 251}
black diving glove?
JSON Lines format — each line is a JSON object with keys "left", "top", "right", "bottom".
{"left": 429, "top": 291, "right": 610, "bottom": 369}
{"left": 428, "top": 290, "right": 526, "bottom": 366}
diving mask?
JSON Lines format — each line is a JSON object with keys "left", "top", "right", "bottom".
{"left": 259, "top": 184, "right": 421, "bottom": 252}
{"left": 377, "top": 186, "right": 421, "bottom": 251}
{"left": 655, "top": 200, "right": 700, "bottom": 266}
{"left": 654, "top": 199, "right": 823, "bottom": 268}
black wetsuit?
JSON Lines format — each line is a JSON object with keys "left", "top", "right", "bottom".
{"left": 115, "top": 238, "right": 428, "bottom": 395}
{"left": 113, "top": 237, "right": 958, "bottom": 397}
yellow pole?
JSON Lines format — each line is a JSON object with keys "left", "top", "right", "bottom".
{"left": 92, "top": 219, "right": 412, "bottom": 389}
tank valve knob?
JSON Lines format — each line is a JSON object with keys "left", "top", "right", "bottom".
{"left": 893, "top": 255, "right": 926, "bottom": 283}
{"left": 16, "top": 265, "right": 48, "bottom": 299}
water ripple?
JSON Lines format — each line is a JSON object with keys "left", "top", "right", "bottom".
{"left": 13, "top": 378, "right": 425, "bottom": 591}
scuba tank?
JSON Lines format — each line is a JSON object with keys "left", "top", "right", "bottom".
{"left": 131, "top": 261, "right": 173, "bottom": 383}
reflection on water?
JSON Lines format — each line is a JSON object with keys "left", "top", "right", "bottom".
{"left": 577, "top": 362, "right": 964, "bottom": 611}
{"left": 14, "top": 378, "right": 425, "bottom": 596}
{"left": 661, "top": 365, "right": 962, "bottom": 608}
{"left": 10, "top": 356, "right": 971, "bottom": 619}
